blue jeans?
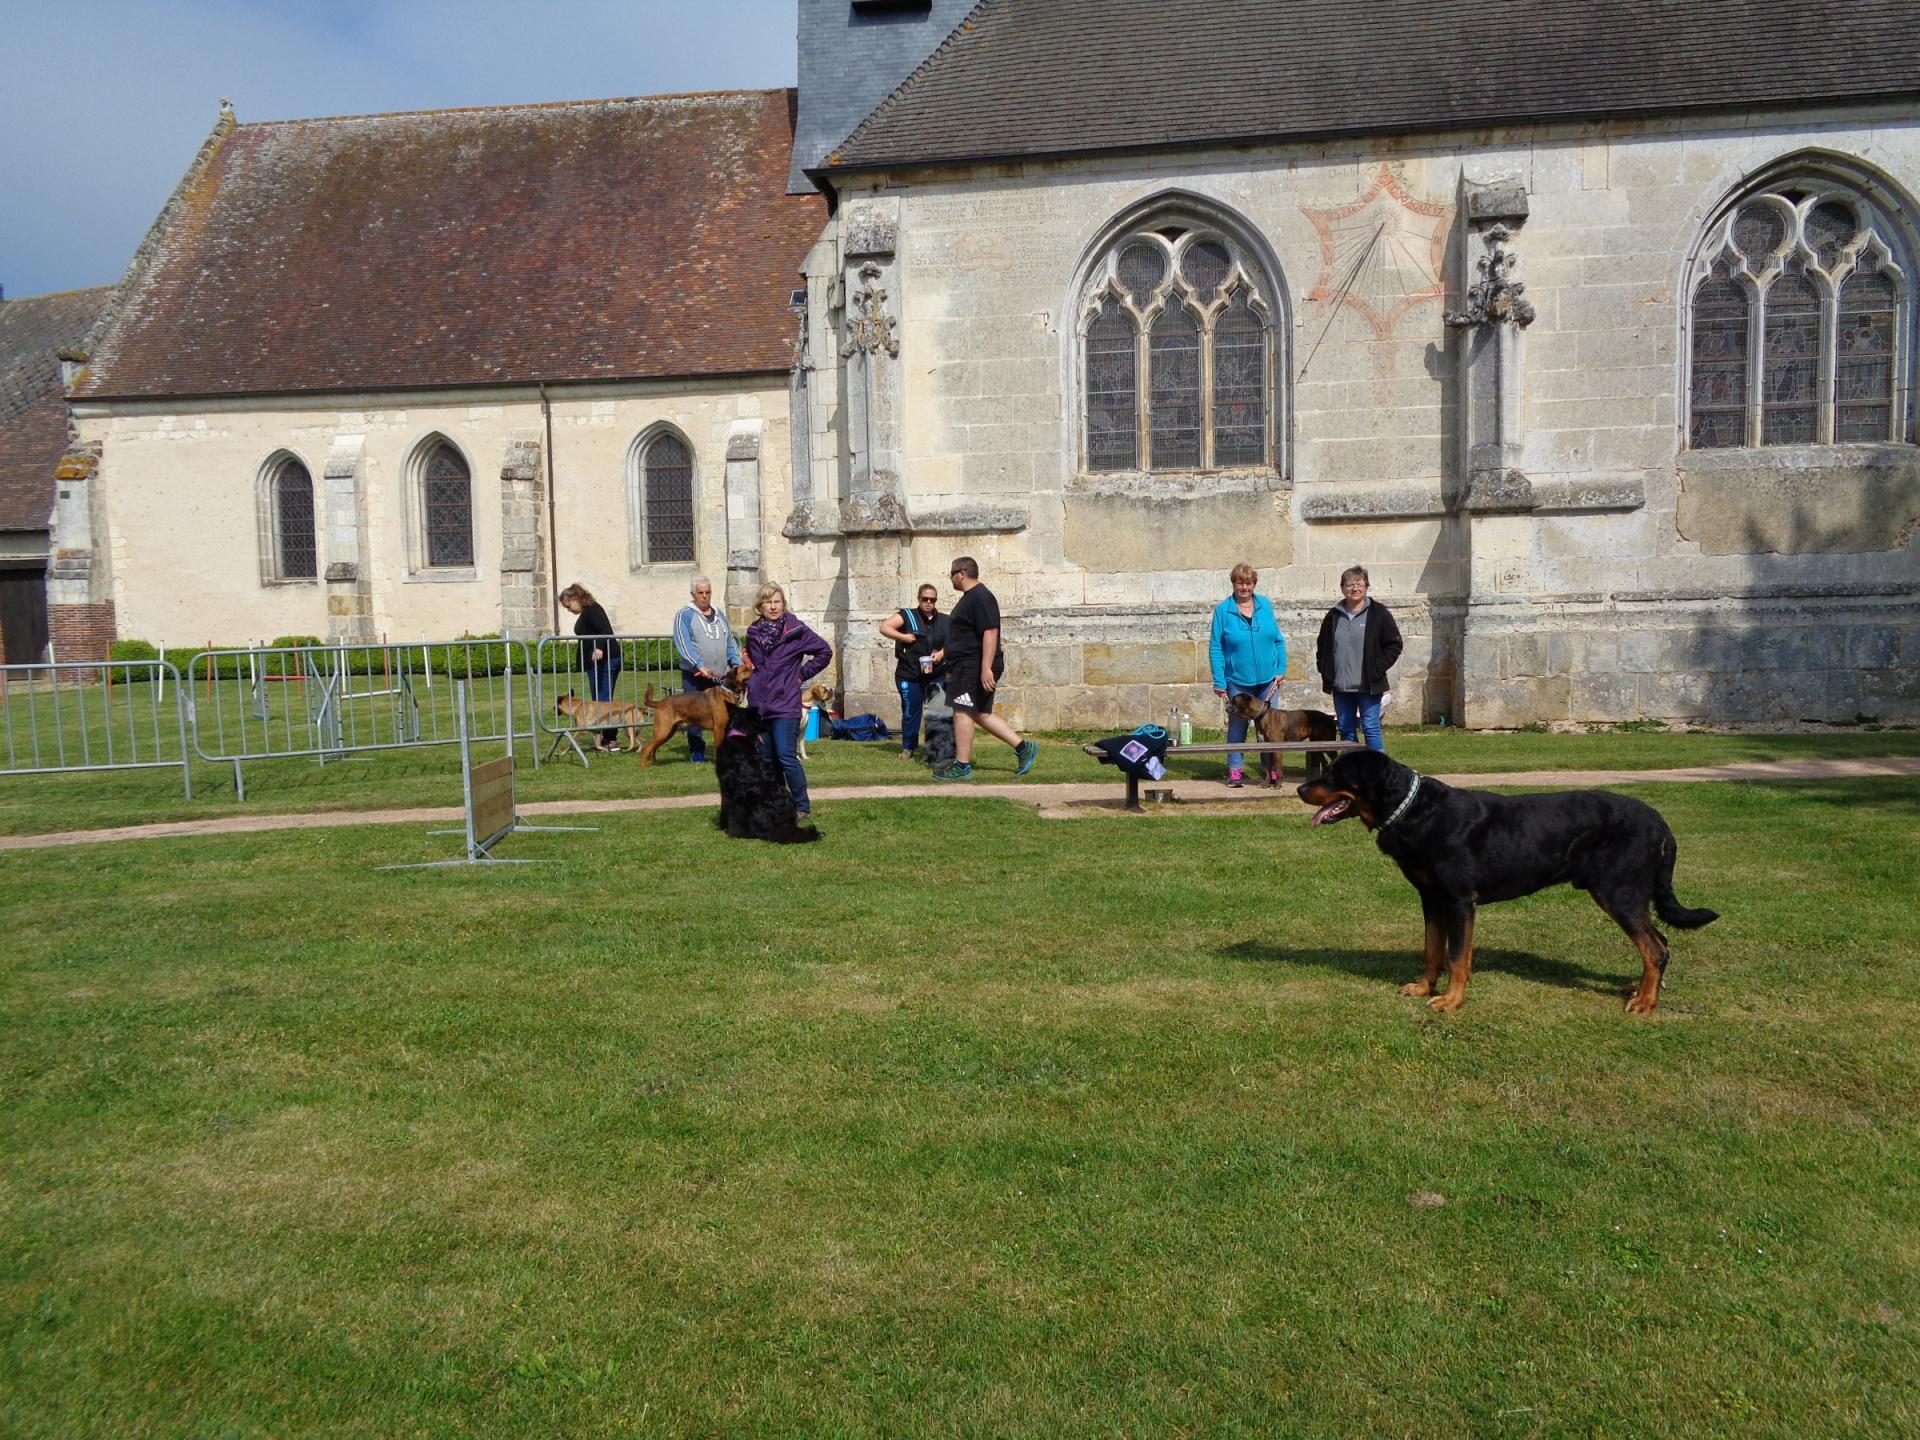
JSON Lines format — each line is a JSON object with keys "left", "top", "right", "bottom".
{"left": 1222, "top": 680, "right": 1275, "bottom": 774}
{"left": 1333, "top": 691, "right": 1385, "bottom": 752}
{"left": 680, "top": 670, "right": 717, "bottom": 759}
{"left": 897, "top": 677, "right": 934, "bottom": 753}
{"left": 761, "top": 714, "right": 810, "bottom": 814}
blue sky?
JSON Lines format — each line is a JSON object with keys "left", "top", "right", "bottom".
{"left": 0, "top": 0, "right": 799, "bottom": 300}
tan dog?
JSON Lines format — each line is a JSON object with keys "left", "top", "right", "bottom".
{"left": 637, "top": 661, "right": 754, "bottom": 767}
{"left": 1226, "top": 694, "right": 1340, "bottom": 787}
{"left": 555, "top": 692, "right": 648, "bottom": 752}
{"left": 798, "top": 683, "right": 833, "bottom": 759}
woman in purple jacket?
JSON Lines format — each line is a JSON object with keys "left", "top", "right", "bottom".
{"left": 744, "top": 582, "right": 834, "bottom": 818}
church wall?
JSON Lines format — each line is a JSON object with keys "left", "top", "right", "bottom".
{"left": 819, "top": 102, "right": 1920, "bottom": 729}
{"left": 76, "top": 378, "right": 793, "bottom": 650}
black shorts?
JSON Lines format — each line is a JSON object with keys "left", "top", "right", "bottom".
{"left": 944, "top": 670, "right": 995, "bottom": 715}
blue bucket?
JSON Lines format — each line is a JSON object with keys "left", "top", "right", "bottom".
{"left": 804, "top": 707, "right": 822, "bottom": 741}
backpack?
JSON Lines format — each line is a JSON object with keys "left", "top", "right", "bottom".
{"left": 829, "top": 713, "right": 892, "bottom": 742}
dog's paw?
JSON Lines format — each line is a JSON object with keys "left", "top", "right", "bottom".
{"left": 1426, "top": 991, "right": 1465, "bottom": 1013}
{"left": 1398, "top": 980, "right": 1435, "bottom": 998}
{"left": 1624, "top": 990, "right": 1660, "bottom": 1016}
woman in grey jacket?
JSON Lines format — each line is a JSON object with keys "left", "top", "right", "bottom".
{"left": 1314, "top": 566, "right": 1402, "bottom": 752}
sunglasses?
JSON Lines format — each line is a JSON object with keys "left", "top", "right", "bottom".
{"left": 918, "top": 596, "right": 937, "bottom": 604}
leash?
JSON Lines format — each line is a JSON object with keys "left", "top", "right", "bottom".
{"left": 1379, "top": 771, "right": 1423, "bottom": 832}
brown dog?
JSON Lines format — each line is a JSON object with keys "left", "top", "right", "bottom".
{"left": 1226, "top": 694, "right": 1339, "bottom": 786}
{"left": 636, "top": 661, "right": 754, "bottom": 767}
{"left": 798, "top": 683, "right": 833, "bottom": 759}
{"left": 555, "top": 693, "right": 648, "bottom": 752}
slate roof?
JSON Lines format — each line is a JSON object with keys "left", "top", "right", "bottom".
{"left": 0, "top": 288, "right": 110, "bottom": 532}
{"left": 77, "top": 89, "right": 826, "bottom": 401}
{"left": 826, "top": 0, "right": 1920, "bottom": 172}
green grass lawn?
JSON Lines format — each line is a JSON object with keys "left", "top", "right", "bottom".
{"left": 3, "top": 778, "right": 1916, "bottom": 1436}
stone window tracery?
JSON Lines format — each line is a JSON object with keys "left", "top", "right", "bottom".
{"left": 1687, "top": 177, "right": 1913, "bottom": 449}
{"left": 1079, "top": 224, "right": 1277, "bottom": 473}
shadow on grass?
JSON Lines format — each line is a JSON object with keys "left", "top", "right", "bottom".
{"left": 1219, "top": 940, "right": 1631, "bottom": 998}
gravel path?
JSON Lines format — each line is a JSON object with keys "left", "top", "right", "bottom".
{"left": 3, "top": 755, "right": 1916, "bottom": 853}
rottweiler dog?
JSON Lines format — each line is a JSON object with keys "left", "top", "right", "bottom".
{"left": 636, "top": 661, "right": 754, "bottom": 768}
{"left": 1226, "top": 694, "right": 1339, "bottom": 786}
{"left": 1298, "top": 750, "right": 1717, "bottom": 1015}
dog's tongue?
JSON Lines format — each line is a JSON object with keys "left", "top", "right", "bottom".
{"left": 1311, "top": 799, "right": 1349, "bottom": 827}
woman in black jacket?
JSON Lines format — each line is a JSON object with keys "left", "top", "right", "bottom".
{"left": 1314, "top": 565, "right": 1402, "bottom": 752}
{"left": 559, "top": 582, "right": 623, "bottom": 752}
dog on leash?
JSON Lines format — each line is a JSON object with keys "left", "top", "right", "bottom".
{"left": 798, "top": 683, "right": 833, "bottom": 760}
{"left": 637, "top": 661, "right": 754, "bottom": 767}
{"left": 1226, "top": 694, "right": 1339, "bottom": 786}
{"left": 554, "top": 693, "right": 648, "bottom": 753}
{"left": 714, "top": 703, "right": 821, "bottom": 844}
{"left": 1298, "top": 750, "right": 1717, "bottom": 1014}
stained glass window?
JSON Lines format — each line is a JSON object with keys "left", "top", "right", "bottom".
{"left": 274, "top": 458, "right": 316, "bottom": 578}
{"left": 643, "top": 434, "right": 695, "bottom": 564}
{"left": 1689, "top": 269, "right": 1749, "bottom": 449}
{"left": 422, "top": 442, "right": 473, "bottom": 568}
{"left": 1148, "top": 300, "right": 1202, "bottom": 470}
{"left": 1085, "top": 306, "right": 1139, "bottom": 472}
{"left": 1081, "top": 222, "right": 1276, "bottom": 472}
{"left": 1836, "top": 268, "right": 1896, "bottom": 443}
{"left": 1762, "top": 271, "right": 1821, "bottom": 446}
{"left": 1117, "top": 241, "right": 1166, "bottom": 307}
{"left": 1688, "top": 181, "right": 1912, "bottom": 449}
{"left": 1211, "top": 291, "right": 1267, "bottom": 466}
{"left": 1182, "top": 240, "right": 1231, "bottom": 305}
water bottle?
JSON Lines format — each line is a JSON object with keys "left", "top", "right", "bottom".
{"left": 1179, "top": 711, "right": 1193, "bottom": 746}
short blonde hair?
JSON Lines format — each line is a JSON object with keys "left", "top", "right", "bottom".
{"left": 1229, "top": 562, "right": 1258, "bottom": 586}
{"left": 754, "top": 582, "right": 787, "bottom": 614}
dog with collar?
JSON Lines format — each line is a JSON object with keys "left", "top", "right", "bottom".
{"left": 798, "top": 683, "right": 833, "bottom": 760}
{"left": 1298, "top": 750, "right": 1717, "bottom": 1015}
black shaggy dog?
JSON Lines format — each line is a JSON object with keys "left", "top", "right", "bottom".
{"left": 714, "top": 704, "right": 821, "bottom": 844}
{"left": 1298, "top": 750, "right": 1716, "bottom": 1015}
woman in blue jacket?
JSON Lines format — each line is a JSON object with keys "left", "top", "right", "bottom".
{"left": 1208, "top": 562, "right": 1287, "bottom": 788}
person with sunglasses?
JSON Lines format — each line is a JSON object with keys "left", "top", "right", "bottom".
{"left": 878, "top": 582, "right": 951, "bottom": 760}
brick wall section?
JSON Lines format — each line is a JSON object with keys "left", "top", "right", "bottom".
{"left": 48, "top": 599, "right": 114, "bottom": 681}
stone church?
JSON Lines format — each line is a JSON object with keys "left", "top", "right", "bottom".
{"left": 22, "top": 0, "right": 1920, "bottom": 727}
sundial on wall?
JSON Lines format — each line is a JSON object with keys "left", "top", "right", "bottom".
{"left": 1301, "top": 164, "right": 1454, "bottom": 338}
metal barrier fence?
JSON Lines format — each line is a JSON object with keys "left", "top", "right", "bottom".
{"left": 533, "top": 634, "right": 692, "bottom": 763}
{"left": 0, "top": 660, "right": 193, "bottom": 796}
{"left": 187, "top": 639, "right": 537, "bottom": 799}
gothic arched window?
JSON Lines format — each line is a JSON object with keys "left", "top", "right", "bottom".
{"left": 1687, "top": 175, "right": 1913, "bottom": 449}
{"left": 628, "top": 429, "right": 695, "bottom": 567}
{"left": 256, "top": 452, "right": 317, "bottom": 583}
{"left": 412, "top": 437, "right": 473, "bottom": 570}
{"left": 1078, "top": 222, "right": 1278, "bottom": 473}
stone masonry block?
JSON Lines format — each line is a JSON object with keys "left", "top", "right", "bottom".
{"left": 1084, "top": 642, "right": 1199, "bottom": 687}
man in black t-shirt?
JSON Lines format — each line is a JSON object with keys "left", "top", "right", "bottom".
{"left": 932, "top": 556, "right": 1038, "bottom": 781}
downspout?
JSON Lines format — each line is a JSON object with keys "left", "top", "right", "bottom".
{"left": 539, "top": 382, "right": 560, "bottom": 634}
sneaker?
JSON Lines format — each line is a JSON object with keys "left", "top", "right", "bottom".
{"left": 1014, "top": 739, "right": 1038, "bottom": 777}
{"left": 689, "top": 754, "right": 708, "bottom": 765}
{"left": 1226, "top": 769, "right": 1244, "bottom": 788}
{"left": 932, "top": 762, "right": 974, "bottom": 782}
{"left": 899, "top": 749, "right": 915, "bottom": 761}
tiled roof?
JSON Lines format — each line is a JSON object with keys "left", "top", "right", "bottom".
{"left": 77, "top": 89, "right": 825, "bottom": 400}
{"left": 828, "top": 0, "right": 1920, "bottom": 171}
{"left": 0, "top": 288, "right": 110, "bottom": 531}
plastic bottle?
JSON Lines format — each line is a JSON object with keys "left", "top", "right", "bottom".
{"left": 1179, "top": 711, "right": 1193, "bottom": 746}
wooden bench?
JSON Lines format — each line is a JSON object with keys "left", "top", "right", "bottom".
{"left": 1080, "top": 738, "right": 1369, "bottom": 812}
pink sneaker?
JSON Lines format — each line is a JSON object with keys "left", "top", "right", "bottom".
{"left": 1226, "top": 769, "right": 1244, "bottom": 788}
